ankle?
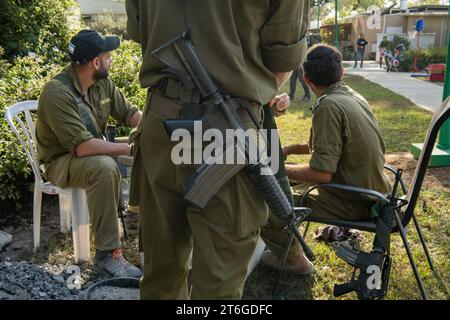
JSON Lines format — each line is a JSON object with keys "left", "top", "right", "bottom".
{"left": 287, "top": 253, "right": 310, "bottom": 265}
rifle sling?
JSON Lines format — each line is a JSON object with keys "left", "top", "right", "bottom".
{"left": 54, "top": 74, "right": 105, "bottom": 140}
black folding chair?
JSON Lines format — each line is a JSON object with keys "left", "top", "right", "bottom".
{"left": 298, "top": 98, "right": 450, "bottom": 300}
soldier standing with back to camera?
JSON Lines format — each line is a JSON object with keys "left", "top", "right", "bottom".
{"left": 126, "top": 0, "right": 309, "bottom": 299}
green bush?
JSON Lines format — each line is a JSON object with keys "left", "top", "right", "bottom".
{"left": 0, "top": 0, "right": 79, "bottom": 210}
{"left": 340, "top": 46, "right": 354, "bottom": 61}
{"left": 0, "top": 55, "right": 62, "bottom": 210}
{"left": 108, "top": 40, "right": 146, "bottom": 136}
{"left": 400, "top": 47, "right": 447, "bottom": 72}
{"left": 388, "top": 35, "right": 410, "bottom": 52}
{"left": 0, "top": 0, "right": 78, "bottom": 64}
{"left": 87, "top": 14, "right": 128, "bottom": 39}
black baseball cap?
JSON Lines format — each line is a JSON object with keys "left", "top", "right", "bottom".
{"left": 68, "top": 30, "right": 120, "bottom": 64}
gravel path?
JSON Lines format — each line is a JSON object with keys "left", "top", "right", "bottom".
{"left": 89, "top": 286, "right": 139, "bottom": 300}
{"left": 0, "top": 261, "right": 85, "bottom": 300}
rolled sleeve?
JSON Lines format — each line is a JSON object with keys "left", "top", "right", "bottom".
{"left": 262, "top": 37, "right": 307, "bottom": 72}
{"left": 71, "top": 131, "right": 94, "bottom": 153}
{"left": 41, "top": 90, "right": 93, "bottom": 155}
{"left": 309, "top": 103, "right": 343, "bottom": 174}
{"left": 260, "top": 0, "right": 309, "bottom": 72}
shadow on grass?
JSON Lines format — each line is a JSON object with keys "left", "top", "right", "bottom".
{"left": 243, "top": 262, "right": 314, "bottom": 300}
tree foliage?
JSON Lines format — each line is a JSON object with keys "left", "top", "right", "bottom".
{"left": 0, "top": 0, "right": 78, "bottom": 63}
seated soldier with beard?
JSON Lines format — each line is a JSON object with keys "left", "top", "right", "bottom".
{"left": 35, "top": 30, "right": 142, "bottom": 278}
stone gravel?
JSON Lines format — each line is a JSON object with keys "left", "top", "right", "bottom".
{"left": 0, "top": 261, "right": 85, "bottom": 300}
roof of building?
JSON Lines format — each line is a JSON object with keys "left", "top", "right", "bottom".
{"left": 75, "top": 0, "right": 126, "bottom": 16}
{"left": 408, "top": 5, "right": 449, "bottom": 12}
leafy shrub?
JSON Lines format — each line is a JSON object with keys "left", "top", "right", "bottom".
{"left": 400, "top": 47, "right": 447, "bottom": 72}
{"left": 388, "top": 35, "right": 410, "bottom": 52}
{"left": 108, "top": 40, "right": 146, "bottom": 136}
{"left": 0, "top": 0, "right": 79, "bottom": 210}
{"left": 0, "top": 55, "right": 62, "bottom": 210}
{"left": 340, "top": 46, "right": 355, "bottom": 61}
{"left": 87, "top": 13, "right": 128, "bottom": 39}
{"left": 0, "top": 0, "right": 78, "bottom": 64}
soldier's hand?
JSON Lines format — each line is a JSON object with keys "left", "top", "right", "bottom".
{"left": 274, "top": 93, "right": 290, "bottom": 112}
{"left": 270, "top": 92, "right": 291, "bottom": 116}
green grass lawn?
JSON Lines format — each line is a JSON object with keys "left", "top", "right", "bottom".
{"left": 244, "top": 74, "right": 449, "bottom": 300}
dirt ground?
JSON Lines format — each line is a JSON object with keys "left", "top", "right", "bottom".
{"left": 0, "top": 152, "right": 448, "bottom": 299}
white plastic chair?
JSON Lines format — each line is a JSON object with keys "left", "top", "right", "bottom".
{"left": 5, "top": 100, "right": 90, "bottom": 263}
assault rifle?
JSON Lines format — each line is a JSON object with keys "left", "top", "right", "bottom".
{"left": 151, "top": 32, "right": 315, "bottom": 260}
{"left": 332, "top": 169, "right": 406, "bottom": 299}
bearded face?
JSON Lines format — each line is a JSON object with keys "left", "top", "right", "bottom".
{"left": 93, "top": 58, "right": 109, "bottom": 80}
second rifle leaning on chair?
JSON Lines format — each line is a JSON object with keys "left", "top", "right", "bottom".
{"left": 35, "top": 30, "right": 142, "bottom": 278}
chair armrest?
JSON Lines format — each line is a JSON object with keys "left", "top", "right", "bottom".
{"left": 383, "top": 164, "right": 399, "bottom": 175}
{"left": 383, "top": 164, "right": 408, "bottom": 195}
{"left": 299, "top": 183, "right": 388, "bottom": 206}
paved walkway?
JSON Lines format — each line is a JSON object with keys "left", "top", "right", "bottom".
{"left": 344, "top": 61, "right": 444, "bottom": 113}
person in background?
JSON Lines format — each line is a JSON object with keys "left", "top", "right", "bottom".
{"left": 378, "top": 36, "right": 389, "bottom": 68}
{"left": 354, "top": 32, "right": 368, "bottom": 68}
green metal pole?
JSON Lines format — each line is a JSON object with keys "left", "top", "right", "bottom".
{"left": 317, "top": 5, "right": 320, "bottom": 31}
{"left": 334, "top": 0, "right": 339, "bottom": 48}
{"left": 411, "top": 4, "right": 450, "bottom": 166}
{"left": 437, "top": 4, "right": 450, "bottom": 149}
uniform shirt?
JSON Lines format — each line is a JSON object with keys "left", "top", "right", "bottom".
{"left": 357, "top": 38, "right": 368, "bottom": 50}
{"left": 309, "top": 81, "right": 391, "bottom": 201}
{"left": 125, "top": 0, "right": 309, "bottom": 105}
{"left": 379, "top": 40, "right": 389, "bottom": 49}
{"left": 35, "top": 64, "right": 139, "bottom": 186}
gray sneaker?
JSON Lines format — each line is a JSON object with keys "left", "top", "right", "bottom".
{"left": 94, "top": 248, "right": 142, "bottom": 279}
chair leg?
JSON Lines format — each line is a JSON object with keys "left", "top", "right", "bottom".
{"left": 118, "top": 208, "right": 129, "bottom": 240}
{"left": 394, "top": 212, "right": 428, "bottom": 300}
{"left": 412, "top": 213, "right": 449, "bottom": 297}
{"left": 33, "top": 185, "right": 43, "bottom": 252}
{"left": 58, "top": 193, "right": 71, "bottom": 233}
{"left": 303, "top": 221, "right": 311, "bottom": 239}
{"left": 412, "top": 213, "right": 435, "bottom": 271}
{"left": 70, "top": 189, "right": 90, "bottom": 264}
{"left": 272, "top": 232, "right": 294, "bottom": 296}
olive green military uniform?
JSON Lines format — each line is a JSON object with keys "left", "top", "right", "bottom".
{"left": 379, "top": 39, "right": 390, "bottom": 68}
{"left": 262, "top": 81, "right": 392, "bottom": 258}
{"left": 126, "top": 0, "right": 309, "bottom": 299}
{"left": 35, "top": 64, "right": 139, "bottom": 251}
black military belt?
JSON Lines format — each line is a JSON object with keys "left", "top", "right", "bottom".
{"left": 149, "top": 78, "right": 263, "bottom": 124}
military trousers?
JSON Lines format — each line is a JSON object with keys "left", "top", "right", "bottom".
{"left": 46, "top": 155, "right": 121, "bottom": 251}
{"left": 260, "top": 182, "right": 373, "bottom": 259}
{"left": 131, "top": 93, "right": 268, "bottom": 300}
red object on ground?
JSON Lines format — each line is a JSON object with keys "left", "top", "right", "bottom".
{"left": 428, "top": 64, "right": 446, "bottom": 75}
{"left": 430, "top": 74, "right": 445, "bottom": 82}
